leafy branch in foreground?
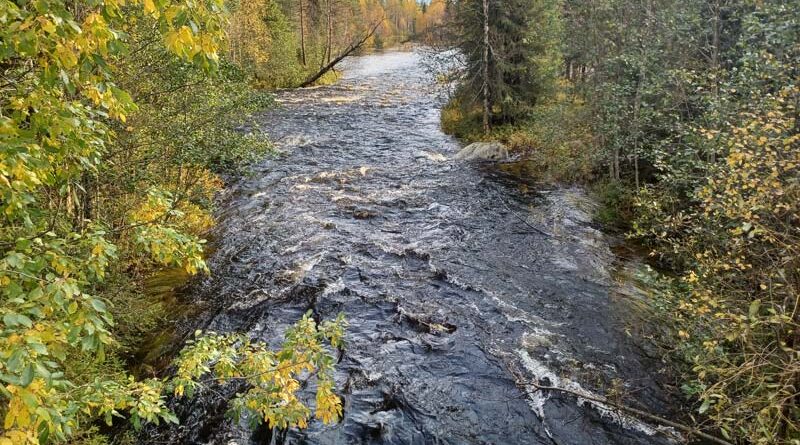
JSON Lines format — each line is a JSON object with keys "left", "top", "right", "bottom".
{"left": 172, "top": 312, "right": 347, "bottom": 430}
{"left": 0, "top": 0, "right": 346, "bottom": 442}
{"left": 1, "top": 0, "right": 227, "bottom": 439}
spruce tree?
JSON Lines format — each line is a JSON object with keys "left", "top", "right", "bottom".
{"left": 451, "top": 0, "right": 562, "bottom": 130}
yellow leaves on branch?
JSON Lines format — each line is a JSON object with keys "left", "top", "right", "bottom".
{"left": 172, "top": 313, "right": 348, "bottom": 431}
{"left": 656, "top": 81, "right": 799, "bottom": 442}
{"left": 1, "top": 0, "right": 229, "bottom": 218}
{"left": 699, "top": 86, "right": 799, "bottom": 242}
{"left": 119, "top": 169, "right": 218, "bottom": 272}
{"left": 315, "top": 379, "right": 343, "bottom": 425}
{"left": 165, "top": 26, "right": 199, "bottom": 59}
{"left": 143, "top": 0, "right": 159, "bottom": 17}
{"left": 126, "top": 174, "right": 222, "bottom": 274}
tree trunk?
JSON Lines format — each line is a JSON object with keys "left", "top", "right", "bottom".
{"left": 300, "top": 0, "right": 307, "bottom": 66}
{"left": 709, "top": 0, "right": 721, "bottom": 164}
{"left": 300, "top": 17, "right": 383, "bottom": 87}
{"left": 482, "top": 0, "right": 490, "bottom": 135}
{"left": 632, "top": 62, "right": 645, "bottom": 189}
{"left": 326, "top": 0, "right": 333, "bottom": 65}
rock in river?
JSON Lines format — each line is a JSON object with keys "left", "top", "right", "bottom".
{"left": 453, "top": 141, "right": 509, "bottom": 161}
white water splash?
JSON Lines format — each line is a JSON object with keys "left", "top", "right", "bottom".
{"left": 516, "top": 349, "right": 675, "bottom": 438}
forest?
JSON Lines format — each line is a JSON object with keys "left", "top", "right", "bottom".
{"left": 0, "top": 0, "right": 797, "bottom": 444}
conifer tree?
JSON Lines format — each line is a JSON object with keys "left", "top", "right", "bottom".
{"left": 450, "top": 0, "right": 562, "bottom": 130}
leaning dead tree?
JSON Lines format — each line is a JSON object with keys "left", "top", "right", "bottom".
{"left": 299, "top": 17, "right": 384, "bottom": 88}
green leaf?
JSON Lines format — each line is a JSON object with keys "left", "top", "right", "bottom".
{"left": 90, "top": 298, "right": 108, "bottom": 313}
{"left": 19, "top": 388, "right": 38, "bottom": 408}
{"left": 34, "top": 363, "right": 51, "bottom": 379}
{"left": 0, "top": 374, "right": 21, "bottom": 386}
{"left": 3, "top": 313, "right": 32, "bottom": 328}
{"left": 6, "top": 252, "right": 24, "bottom": 268}
{"left": 698, "top": 398, "right": 711, "bottom": 414}
{"left": 163, "top": 411, "right": 179, "bottom": 424}
{"left": 21, "top": 364, "right": 34, "bottom": 387}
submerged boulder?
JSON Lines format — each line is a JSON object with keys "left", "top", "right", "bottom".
{"left": 453, "top": 142, "right": 509, "bottom": 161}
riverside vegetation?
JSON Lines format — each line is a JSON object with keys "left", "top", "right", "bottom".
{"left": 439, "top": 0, "right": 799, "bottom": 443}
{"left": 0, "top": 0, "right": 441, "bottom": 443}
{"left": 0, "top": 0, "right": 797, "bottom": 444}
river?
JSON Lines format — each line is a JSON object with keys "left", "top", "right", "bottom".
{"left": 147, "top": 48, "right": 680, "bottom": 445}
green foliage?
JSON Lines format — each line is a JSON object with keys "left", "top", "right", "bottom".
{"left": 0, "top": 0, "right": 229, "bottom": 440}
{"left": 561, "top": 0, "right": 800, "bottom": 442}
{"left": 229, "top": 0, "right": 306, "bottom": 88}
{"left": 0, "top": 0, "right": 345, "bottom": 442}
{"left": 590, "top": 180, "right": 634, "bottom": 230}
{"left": 504, "top": 86, "right": 596, "bottom": 182}
{"left": 632, "top": 83, "right": 799, "bottom": 443}
{"left": 440, "top": 97, "right": 486, "bottom": 142}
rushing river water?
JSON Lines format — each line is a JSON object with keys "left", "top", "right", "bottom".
{"left": 147, "top": 49, "right": 680, "bottom": 445}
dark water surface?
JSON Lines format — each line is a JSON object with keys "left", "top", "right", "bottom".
{"left": 148, "top": 49, "right": 679, "bottom": 445}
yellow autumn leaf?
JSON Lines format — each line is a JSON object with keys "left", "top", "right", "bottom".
{"left": 143, "top": 0, "right": 159, "bottom": 17}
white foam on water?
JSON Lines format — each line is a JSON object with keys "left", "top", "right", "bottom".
{"left": 438, "top": 269, "right": 563, "bottom": 329}
{"left": 281, "top": 234, "right": 327, "bottom": 254}
{"left": 518, "top": 349, "right": 559, "bottom": 421}
{"left": 417, "top": 151, "right": 448, "bottom": 162}
{"left": 322, "top": 277, "right": 346, "bottom": 296}
{"left": 516, "top": 349, "right": 671, "bottom": 438}
{"left": 274, "top": 134, "right": 316, "bottom": 148}
{"left": 319, "top": 95, "right": 363, "bottom": 103}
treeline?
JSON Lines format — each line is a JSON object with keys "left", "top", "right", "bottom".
{"left": 441, "top": 0, "right": 799, "bottom": 443}
{"left": 227, "top": 0, "right": 446, "bottom": 87}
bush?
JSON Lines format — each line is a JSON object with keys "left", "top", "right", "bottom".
{"left": 590, "top": 180, "right": 635, "bottom": 230}
{"left": 0, "top": 1, "right": 344, "bottom": 442}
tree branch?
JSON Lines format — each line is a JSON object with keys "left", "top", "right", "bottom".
{"left": 512, "top": 370, "right": 734, "bottom": 445}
